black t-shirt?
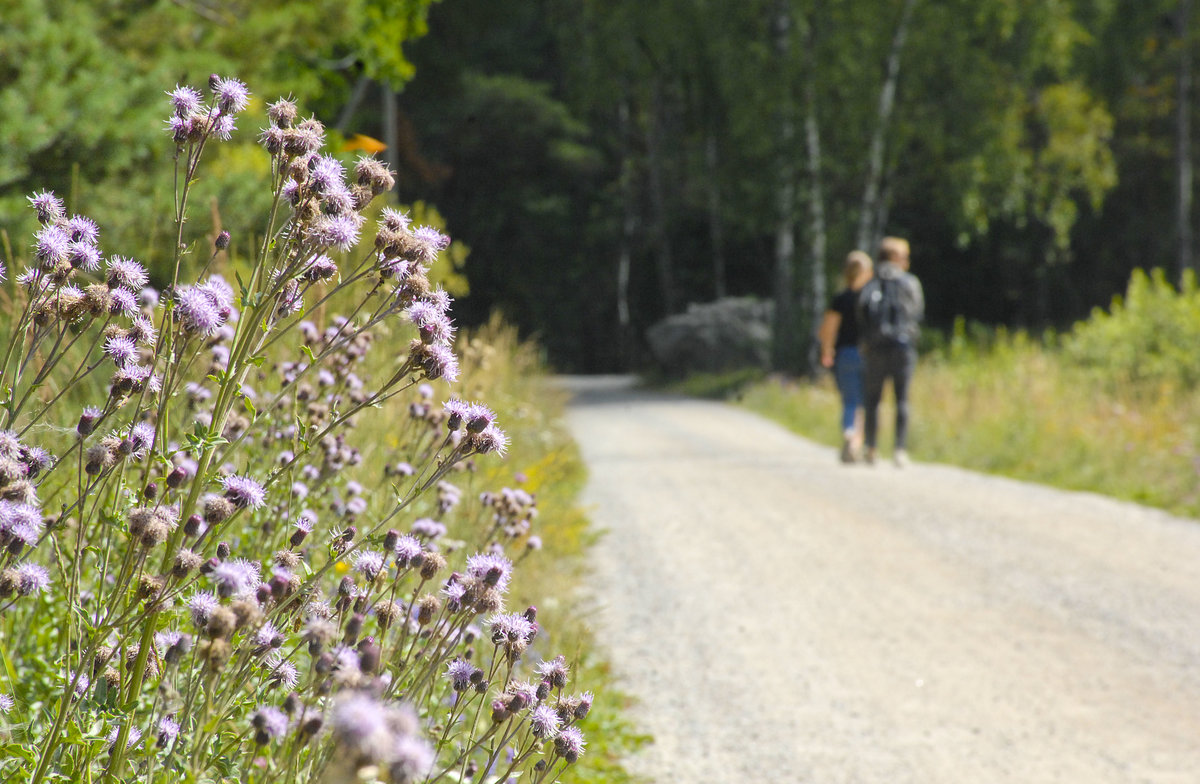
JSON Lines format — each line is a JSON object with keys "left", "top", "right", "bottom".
{"left": 830, "top": 289, "right": 860, "bottom": 348}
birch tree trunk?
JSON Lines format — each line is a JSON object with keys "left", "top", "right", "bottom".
{"left": 771, "top": 0, "right": 799, "bottom": 372}
{"left": 802, "top": 12, "right": 827, "bottom": 374}
{"left": 645, "top": 77, "right": 677, "bottom": 315}
{"left": 856, "top": 0, "right": 918, "bottom": 254}
{"left": 617, "top": 95, "right": 637, "bottom": 364}
{"left": 1178, "top": 0, "right": 1194, "bottom": 285}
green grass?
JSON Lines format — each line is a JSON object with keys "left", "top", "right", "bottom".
{"left": 699, "top": 336, "right": 1200, "bottom": 519}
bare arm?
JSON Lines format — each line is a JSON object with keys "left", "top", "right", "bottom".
{"left": 817, "top": 310, "right": 841, "bottom": 368}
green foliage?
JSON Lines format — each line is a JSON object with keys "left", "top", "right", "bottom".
{"left": 1064, "top": 267, "right": 1200, "bottom": 387}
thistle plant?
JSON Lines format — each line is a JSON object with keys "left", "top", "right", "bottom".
{"left": 0, "top": 76, "right": 592, "bottom": 784}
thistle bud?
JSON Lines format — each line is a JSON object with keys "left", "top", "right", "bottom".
{"left": 214, "top": 230, "right": 230, "bottom": 250}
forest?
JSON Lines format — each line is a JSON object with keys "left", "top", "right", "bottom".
{"left": 1, "top": 0, "right": 1195, "bottom": 371}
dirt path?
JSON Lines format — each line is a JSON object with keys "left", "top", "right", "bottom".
{"left": 562, "top": 376, "right": 1200, "bottom": 784}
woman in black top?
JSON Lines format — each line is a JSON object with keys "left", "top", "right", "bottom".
{"left": 818, "top": 250, "right": 873, "bottom": 463}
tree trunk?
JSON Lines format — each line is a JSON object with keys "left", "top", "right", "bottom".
{"left": 802, "top": 13, "right": 827, "bottom": 375}
{"left": 617, "top": 94, "right": 637, "bottom": 365}
{"left": 645, "top": 77, "right": 677, "bottom": 315}
{"left": 335, "top": 75, "right": 372, "bottom": 134}
{"left": 771, "top": 0, "right": 799, "bottom": 372}
{"left": 705, "top": 131, "right": 727, "bottom": 300}
{"left": 1178, "top": 0, "right": 1194, "bottom": 285}
{"left": 382, "top": 84, "right": 399, "bottom": 192}
{"left": 856, "top": 0, "right": 918, "bottom": 254}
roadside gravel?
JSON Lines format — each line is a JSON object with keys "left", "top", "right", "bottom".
{"left": 563, "top": 375, "right": 1200, "bottom": 784}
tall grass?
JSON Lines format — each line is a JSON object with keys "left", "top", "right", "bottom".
{"left": 738, "top": 292, "right": 1200, "bottom": 518}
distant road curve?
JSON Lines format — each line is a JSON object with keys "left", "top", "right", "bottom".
{"left": 561, "top": 375, "right": 1200, "bottom": 784}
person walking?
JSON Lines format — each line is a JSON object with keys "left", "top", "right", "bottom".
{"left": 818, "top": 250, "right": 874, "bottom": 463}
{"left": 857, "top": 236, "right": 924, "bottom": 467}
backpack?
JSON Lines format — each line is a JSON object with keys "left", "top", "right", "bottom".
{"left": 858, "top": 274, "right": 915, "bottom": 347}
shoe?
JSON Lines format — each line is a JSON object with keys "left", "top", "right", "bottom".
{"left": 893, "top": 449, "right": 910, "bottom": 468}
{"left": 840, "top": 435, "right": 856, "bottom": 464}
{"left": 864, "top": 448, "right": 877, "bottom": 466}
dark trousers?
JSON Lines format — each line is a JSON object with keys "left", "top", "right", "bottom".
{"left": 863, "top": 342, "right": 917, "bottom": 450}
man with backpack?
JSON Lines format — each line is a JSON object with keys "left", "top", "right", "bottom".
{"left": 857, "top": 236, "right": 925, "bottom": 467}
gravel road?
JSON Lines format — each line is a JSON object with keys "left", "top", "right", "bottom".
{"left": 562, "top": 375, "right": 1200, "bottom": 784}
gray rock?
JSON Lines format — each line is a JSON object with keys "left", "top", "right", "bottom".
{"left": 645, "top": 297, "right": 774, "bottom": 376}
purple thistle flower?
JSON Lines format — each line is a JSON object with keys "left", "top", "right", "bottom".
{"left": 445, "top": 658, "right": 474, "bottom": 691}
{"left": 34, "top": 226, "right": 70, "bottom": 269}
{"left": 306, "top": 214, "right": 362, "bottom": 251}
{"left": 13, "top": 563, "right": 50, "bottom": 595}
{"left": 266, "top": 653, "right": 299, "bottom": 689}
{"left": 103, "top": 335, "right": 138, "bottom": 367}
{"left": 442, "top": 579, "right": 467, "bottom": 611}
{"left": 465, "top": 403, "right": 496, "bottom": 434}
{"left": 106, "top": 725, "right": 142, "bottom": 751}
{"left": 419, "top": 343, "right": 459, "bottom": 383}
{"left": 410, "top": 226, "right": 451, "bottom": 262}
{"left": 290, "top": 481, "right": 308, "bottom": 500}
{"left": 471, "top": 424, "right": 509, "bottom": 457}
{"left": 107, "top": 257, "right": 149, "bottom": 291}
{"left": 281, "top": 178, "right": 301, "bottom": 204}
{"left": 65, "top": 215, "right": 99, "bottom": 245}
{"left": 253, "top": 621, "right": 283, "bottom": 649}
{"left": 0, "top": 694, "right": 12, "bottom": 714}
{"left": 393, "top": 534, "right": 422, "bottom": 567}
{"left": 108, "top": 287, "right": 138, "bottom": 316}
{"left": 389, "top": 734, "right": 435, "bottom": 784}
{"left": 212, "top": 76, "right": 250, "bottom": 115}
{"left": 67, "top": 241, "right": 101, "bottom": 272}
{"left": 554, "top": 725, "right": 586, "bottom": 762}
{"left": 175, "top": 286, "right": 222, "bottom": 335}
{"left": 352, "top": 550, "right": 386, "bottom": 581}
{"left": 222, "top": 474, "right": 266, "bottom": 509}
{"left": 129, "top": 316, "right": 158, "bottom": 347}
{"left": 211, "top": 558, "right": 260, "bottom": 598}
{"left": 309, "top": 155, "right": 345, "bottom": 195}
{"left": 410, "top": 518, "right": 446, "bottom": 541}
{"left": 0, "top": 431, "right": 21, "bottom": 460}
{"left": 139, "top": 287, "right": 159, "bottom": 309}
{"left": 529, "top": 704, "right": 561, "bottom": 739}
{"left": 211, "top": 113, "right": 237, "bottom": 141}
{"left": 200, "top": 275, "right": 235, "bottom": 312}
{"left": 112, "top": 363, "right": 161, "bottom": 394}
{"left": 20, "top": 445, "right": 53, "bottom": 477}
{"left": 303, "top": 254, "right": 338, "bottom": 282}
{"left": 321, "top": 185, "right": 355, "bottom": 217}
{"left": 330, "top": 693, "right": 391, "bottom": 761}
{"left": 188, "top": 591, "right": 219, "bottom": 628}
{"left": 154, "top": 630, "right": 184, "bottom": 655}
{"left": 157, "top": 716, "right": 180, "bottom": 748}
{"left": 2, "top": 502, "right": 44, "bottom": 546}
{"left": 168, "top": 85, "right": 204, "bottom": 117}
{"left": 28, "top": 190, "right": 64, "bottom": 224}
{"left": 296, "top": 510, "right": 317, "bottom": 533}
{"left": 380, "top": 207, "right": 412, "bottom": 233}
{"left": 536, "top": 655, "right": 569, "bottom": 688}
{"left": 466, "top": 552, "right": 513, "bottom": 593}
{"left": 347, "top": 497, "right": 368, "bottom": 516}
{"left": 488, "top": 612, "right": 535, "bottom": 653}
{"left": 128, "top": 422, "right": 156, "bottom": 457}
{"left": 377, "top": 255, "right": 409, "bottom": 279}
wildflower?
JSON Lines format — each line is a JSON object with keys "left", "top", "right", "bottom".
{"left": 466, "top": 552, "right": 513, "bottom": 593}
{"left": 389, "top": 735, "right": 435, "bottom": 784}
{"left": 167, "top": 85, "right": 203, "bottom": 117}
{"left": 129, "top": 315, "right": 158, "bottom": 346}
{"left": 267, "top": 98, "right": 298, "bottom": 128}
{"left": 106, "top": 256, "right": 149, "bottom": 291}
{"left": 554, "top": 725, "right": 586, "bottom": 763}
{"left": 0, "top": 501, "right": 43, "bottom": 547}
{"left": 28, "top": 190, "right": 65, "bottom": 224}
{"left": 265, "top": 653, "right": 299, "bottom": 689}
{"left": 11, "top": 563, "right": 49, "bottom": 596}
{"left": 529, "top": 704, "right": 561, "bottom": 740}
{"left": 109, "top": 287, "right": 138, "bottom": 316}
{"left": 409, "top": 226, "right": 450, "bottom": 263}
{"left": 488, "top": 612, "right": 536, "bottom": 658}
{"left": 175, "top": 285, "right": 222, "bottom": 335}
{"left": 412, "top": 341, "right": 460, "bottom": 382}
{"left": 104, "top": 335, "right": 138, "bottom": 367}
{"left": 392, "top": 534, "right": 423, "bottom": 568}
{"left": 410, "top": 518, "right": 445, "bottom": 541}
{"left": 355, "top": 156, "right": 394, "bottom": 195}
{"left": 19, "top": 446, "right": 52, "bottom": 478}
{"left": 445, "top": 658, "right": 474, "bottom": 692}
{"left": 352, "top": 550, "right": 386, "bottom": 581}
{"left": 211, "top": 114, "right": 237, "bottom": 141}
{"left": 157, "top": 716, "right": 180, "bottom": 748}
{"left": 469, "top": 424, "right": 509, "bottom": 457}
{"left": 68, "top": 241, "right": 101, "bottom": 272}
{"left": 309, "top": 155, "right": 345, "bottom": 195}
{"left": 128, "top": 422, "right": 155, "bottom": 456}
{"left": 443, "top": 398, "right": 470, "bottom": 430}
{"left": 211, "top": 76, "right": 250, "bottom": 115}
{"left": 106, "top": 725, "right": 142, "bottom": 752}
{"left": 536, "top": 655, "right": 569, "bottom": 689}
{"left": 221, "top": 474, "right": 266, "bottom": 509}
{"left": 307, "top": 214, "right": 362, "bottom": 251}
{"left": 188, "top": 591, "right": 220, "bottom": 628}
{"left": 303, "top": 254, "right": 338, "bottom": 282}
{"left": 252, "top": 705, "right": 289, "bottom": 744}
{"left": 0, "top": 694, "right": 12, "bottom": 714}
{"left": 212, "top": 558, "right": 260, "bottom": 598}
{"left": 66, "top": 215, "right": 99, "bottom": 245}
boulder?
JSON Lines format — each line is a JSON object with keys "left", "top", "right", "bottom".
{"left": 645, "top": 297, "right": 774, "bottom": 376}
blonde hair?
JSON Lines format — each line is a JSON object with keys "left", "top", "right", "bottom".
{"left": 843, "top": 250, "right": 872, "bottom": 289}
{"left": 878, "top": 236, "right": 911, "bottom": 264}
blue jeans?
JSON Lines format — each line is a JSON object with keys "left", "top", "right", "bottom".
{"left": 833, "top": 346, "right": 864, "bottom": 434}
